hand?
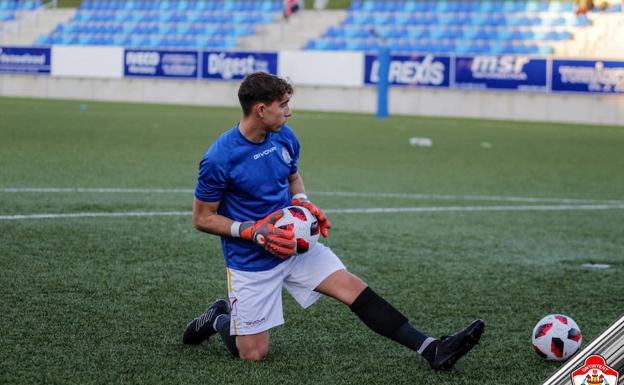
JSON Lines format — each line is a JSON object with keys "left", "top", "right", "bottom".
{"left": 291, "top": 196, "right": 331, "bottom": 238}
{"left": 239, "top": 210, "right": 296, "bottom": 259}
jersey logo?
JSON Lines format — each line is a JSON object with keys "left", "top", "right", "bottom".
{"left": 253, "top": 146, "right": 277, "bottom": 160}
{"left": 281, "top": 147, "right": 292, "bottom": 164}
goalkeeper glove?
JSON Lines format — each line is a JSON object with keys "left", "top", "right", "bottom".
{"left": 236, "top": 210, "right": 296, "bottom": 259}
{"left": 291, "top": 194, "right": 331, "bottom": 238}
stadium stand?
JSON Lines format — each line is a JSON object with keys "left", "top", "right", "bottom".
{"left": 577, "top": 9, "right": 624, "bottom": 58}
{"left": 34, "top": 0, "right": 283, "bottom": 49}
{"left": 304, "top": 0, "right": 622, "bottom": 55}
{"left": 2, "top": 0, "right": 623, "bottom": 57}
{"left": 238, "top": 8, "right": 346, "bottom": 50}
{"left": 0, "top": 0, "right": 42, "bottom": 22}
{"left": 0, "top": 0, "right": 75, "bottom": 45}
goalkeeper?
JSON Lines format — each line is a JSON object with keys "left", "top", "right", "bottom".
{"left": 182, "top": 72, "right": 484, "bottom": 370}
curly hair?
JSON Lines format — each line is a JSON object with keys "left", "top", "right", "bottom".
{"left": 238, "top": 72, "right": 293, "bottom": 116}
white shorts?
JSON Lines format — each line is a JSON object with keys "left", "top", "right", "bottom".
{"left": 226, "top": 242, "right": 346, "bottom": 336}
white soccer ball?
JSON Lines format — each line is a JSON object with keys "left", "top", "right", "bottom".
{"left": 275, "top": 206, "right": 319, "bottom": 254}
{"left": 532, "top": 314, "right": 582, "bottom": 361}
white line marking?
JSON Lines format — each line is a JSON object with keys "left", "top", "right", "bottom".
{"left": 0, "top": 188, "right": 193, "bottom": 193}
{"left": 2, "top": 204, "right": 623, "bottom": 221}
{"left": 325, "top": 204, "right": 624, "bottom": 213}
{"left": 0, "top": 212, "right": 189, "bottom": 220}
{"left": 1, "top": 188, "right": 623, "bottom": 205}
{"left": 313, "top": 191, "right": 624, "bottom": 205}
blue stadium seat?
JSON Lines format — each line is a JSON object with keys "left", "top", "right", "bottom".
{"left": 393, "top": 12, "right": 412, "bottom": 25}
{"left": 35, "top": 34, "right": 51, "bottom": 45}
{"left": 372, "top": 12, "right": 394, "bottom": 25}
{"left": 349, "top": 12, "right": 373, "bottom": 25}
{"left": 501, "top": 1, "right": 523, "bottom": 13}
{"left": 400, "top": 1, "right": 415, "bottom": 12}
{"left": 0, "top": 10, "right": 15, "bottom": 21}
{"left": 574, "top": 15, "right": 591, "bottom": 26}
{"left": 522, "top": 30, "right": 536, "bottom": 40}
{"left": 79, "top": 0, "right": 91, "bottom": 9}
{"left": 304, "top": 39, "right": 318, "bottom": 49}
{"left": 461, "top": 26, "right": 479, "bottom": 40}
{"left": 437, "top": 40, "right": 455, "bottom": 53}
{"left": 360, "top": 0, "right": 375, "bottom": 12}
{"left": 609, "top": 3, "right": 622, "bottom": 12}
{"left": 525, "top": 1, "right": 541, "bottom": 12}
{"left": 40, "top": 0, "right": 282, "bottom": 48}
{"left": 318, "top": 38, "right": 341, "bottom": 50}
{"left": 407, "top": 26, "right": 428, "bottom": 39}
{"left": 47, "top": 0, "right": 582, "bottom": 53}
{"left": 111, "top": 33, "right": 125, "bottom": 45}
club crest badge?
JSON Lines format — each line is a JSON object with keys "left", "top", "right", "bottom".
{"left": 281, "top": 147, "right": 292, "bottom": 164}
{"left": 570, "top": 355, "right": 619, "bottom": 385}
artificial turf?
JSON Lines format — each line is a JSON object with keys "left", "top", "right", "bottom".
{"left": 1, "top": 96, "right": 622, "bottom": 385}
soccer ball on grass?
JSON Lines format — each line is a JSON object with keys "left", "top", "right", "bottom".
{"left": 532, "top": 314, "right": 582, "bottom": 361}
{"left": 275, "top": 206, "right": 320, "bottom": 254}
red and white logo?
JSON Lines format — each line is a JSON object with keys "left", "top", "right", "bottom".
{"left": 570, "top": 355, "right": 619, "bottom": 385}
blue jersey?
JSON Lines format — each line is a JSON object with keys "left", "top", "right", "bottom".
{"left": 195, "top": 124, "right": 300, "bottom": 271}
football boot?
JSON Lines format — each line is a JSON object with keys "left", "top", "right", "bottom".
{"left": 182, "top": 299, "right": 230, "bottom": 345}
{"left": 429, "top": 319, "right": 485, "bottom": 371}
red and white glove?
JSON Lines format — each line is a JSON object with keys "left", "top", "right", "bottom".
{"left": 234, "top": 209, "right": 296, "bottom": 259}
{"left": 291, "top": 193, "right": 331, "bottom": 238}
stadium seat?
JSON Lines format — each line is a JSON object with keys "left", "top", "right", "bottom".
{"left": 36, "top": 0, "right": 282, "bottom": 50}
{"left": 35, "top": 34, "right": 50, "bottom": 45}
{"left": 324, "top": 0, "right": 591, "bottom": 55}
{"left": 33, "top": 0, "right": 589, "bottom": 54}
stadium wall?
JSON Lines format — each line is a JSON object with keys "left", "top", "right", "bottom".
{"left": 1, "top": 46, "right": 623, "bottom": 125}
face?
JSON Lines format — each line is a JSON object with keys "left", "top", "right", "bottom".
{"left": 258, "top": 94, "right": 292, "bottom": 131}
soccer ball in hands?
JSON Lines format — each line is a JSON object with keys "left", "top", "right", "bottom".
{"left": 532, "top": 314, "right": 582, "bottom": 361}
{"left": 275, "top": 206, "right": 319, "bottom": 254}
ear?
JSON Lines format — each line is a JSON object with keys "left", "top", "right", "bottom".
{"left": 256, "top": 103, "right": 265, "bottom": 119}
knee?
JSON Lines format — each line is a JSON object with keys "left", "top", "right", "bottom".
{"left": 235, "top": 332, "right": 269, "bottom": 362}
{"left": 238, "top": 346, "right": 268, "bottom": 362}
{"left": 345, "top": 273, "right": 367, "bottom": 290}
{"left": 338, "top": 272, "right": 367, "bottom": 305}
{"left": 316, "top": 270, "right": 368, "bottom": 306}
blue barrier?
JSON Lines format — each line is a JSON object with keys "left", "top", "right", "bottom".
{"left": 4, "top": 46, "right": 623, "bottom": 99}
{"left": 124, "top": 49, "right": 198, "bottom": 78}
{"left": 552, "top": 59, "right": 624, "bottom": 94}
{"left": 455, "top": 55, "right": 548, "bottom": 91}
{"left": 0, "top": 46, "right": 50, "bottom": 74}
{"left": 201, "top": 51, "right": 278, "bottom": 80}
{"left": 364, "top": 53, "right": 451, "bottom": 88}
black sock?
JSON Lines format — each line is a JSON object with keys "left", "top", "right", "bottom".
{"left": 350, "top": 287, "right": 438, "bottom": 362}
{"left": 214, "top": 314, "right": 239, "bottom": 358}
{"left": 393, "top": 322, "right": 439, "bottom": 363}
{"left": 420, "top": 339, "right": 439, "bottom": 363}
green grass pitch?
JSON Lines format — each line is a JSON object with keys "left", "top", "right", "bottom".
{"left": 1, "top": 96, "right": 622, "bottom": 385}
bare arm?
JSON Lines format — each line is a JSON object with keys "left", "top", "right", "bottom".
{"left": 193, "top": 197, "right": 297, "bottom": 258}
{"left": 192, "top": 198, "right": 236, "bottom": 237}
{"left": 288, "top": 172, "right": 307, "bottom": 197}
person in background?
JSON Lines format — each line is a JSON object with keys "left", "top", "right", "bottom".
{"left": 284, "top": 0, "right": 303, "bottom": 19}
{"left": 576, "top": 0, "right": 593, "bottom": 15}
